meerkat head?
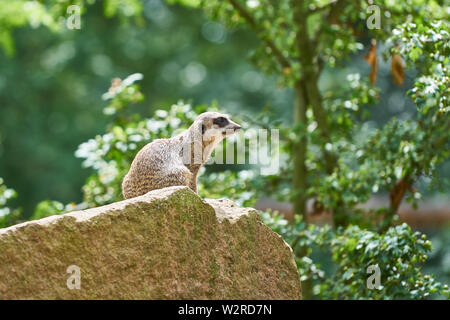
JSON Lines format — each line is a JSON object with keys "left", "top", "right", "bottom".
{"left": 194, "top": 112, "right": 241, "bottom": 143}
{"left": 184, "top": 112, "right": 241, "bottom": 166}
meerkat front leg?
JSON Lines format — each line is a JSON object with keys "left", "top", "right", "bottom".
{"left": 189, "top": 179, "right": 197, "bottom": 193}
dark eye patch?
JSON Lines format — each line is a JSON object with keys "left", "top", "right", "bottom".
{"left": 213, "top": 117, "right": 229, "bottom": 127}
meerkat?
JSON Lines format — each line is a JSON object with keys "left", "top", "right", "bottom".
{"left": 122, "top": 112, "right": 241, "bottom": 199}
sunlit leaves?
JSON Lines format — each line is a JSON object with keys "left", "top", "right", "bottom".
{"left": 262, "top": 212, "right": 449, "bottom": 299}
{"left": 0, "top": 0, "right": 145, "bottom": 56}
{"left": 0, "top": 0, "right": 59, "bottom": 55}
{"left": 319, "top": 223, "right": 449, "bottom": 299}
{"left": 166, "top": 0, "right": 201, "bottom": 8}
{"left": 389, "top": 21, "right": 449, "bottom": 113}
{"left": 103, "top": 0, "right": 144, "bottom": 18}
{"left": 0, "top": 177, "right": 22, "bottom": 228}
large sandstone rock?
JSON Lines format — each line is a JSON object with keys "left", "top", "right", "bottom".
{"left": 0, "top": 186, "right": 301, "bottom": 299}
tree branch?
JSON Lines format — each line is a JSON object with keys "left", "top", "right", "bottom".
{"left": 227, "top": 0, "right": 291, "bottom": 70}
{"left": 389, "top": 177, "right": 412, "bottom": 213}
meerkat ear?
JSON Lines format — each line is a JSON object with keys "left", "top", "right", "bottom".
{"left": 202, "top": 124, "right": 206, "bottom": 135}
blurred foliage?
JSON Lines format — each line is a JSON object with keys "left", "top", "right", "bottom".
{"left": 263, "top": 212, "right": 449, "bottom": 299}
{"left": 0, "top": 0, "right": 449, "bottom": 300}
{"left": 0, "top": 0, "right": 145, "bottom": 56}
{"left": 426, "top": 228, "right": 450, "bottom": 287}
{"left": 0, "top": 177, "right": 22, "bottom": 228}
{"left": 30, "top": 199, "right": 64, "bottom": 220}
{"left": 0, "top": 0, "right": 278, "bottom": 215}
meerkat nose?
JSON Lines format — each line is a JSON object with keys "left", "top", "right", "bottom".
{"left": 233, "top": 125, "right": 241, "bottom": 131}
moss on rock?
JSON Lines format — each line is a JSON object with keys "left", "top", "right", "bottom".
{"left": 0, "top": 186, "right": 301, "bottom": 299}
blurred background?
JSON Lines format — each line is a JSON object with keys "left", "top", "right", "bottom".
{"left": 0, "top": 0, "right": 448, "bottom": 293}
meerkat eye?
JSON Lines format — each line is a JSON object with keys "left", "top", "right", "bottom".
{"left": 213, "top": 117, "right": 228, "bottom": 127}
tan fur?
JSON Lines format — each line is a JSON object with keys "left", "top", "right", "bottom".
{"left": 122, "top": 112, "right": 240, "bottom": 199}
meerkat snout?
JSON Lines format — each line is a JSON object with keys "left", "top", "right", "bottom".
{"left": 200, "top": 113, "right": 241, "bottom": 141}
{"left": 213, "top": 115, "right": 241, "bottom": 135}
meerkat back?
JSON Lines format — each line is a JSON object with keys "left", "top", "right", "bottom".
{"left": 122, "top": 138, "right": 191, "bottom": 199}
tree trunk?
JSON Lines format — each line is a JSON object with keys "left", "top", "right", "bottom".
{"left": 302, "top": 73, "right": 337, "bottom": 175}
{"left": 292, "top": 80, "right": 308, "bottom": 219}
{"left": 292, "top": 80, "right": 314, "bottom": 300}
